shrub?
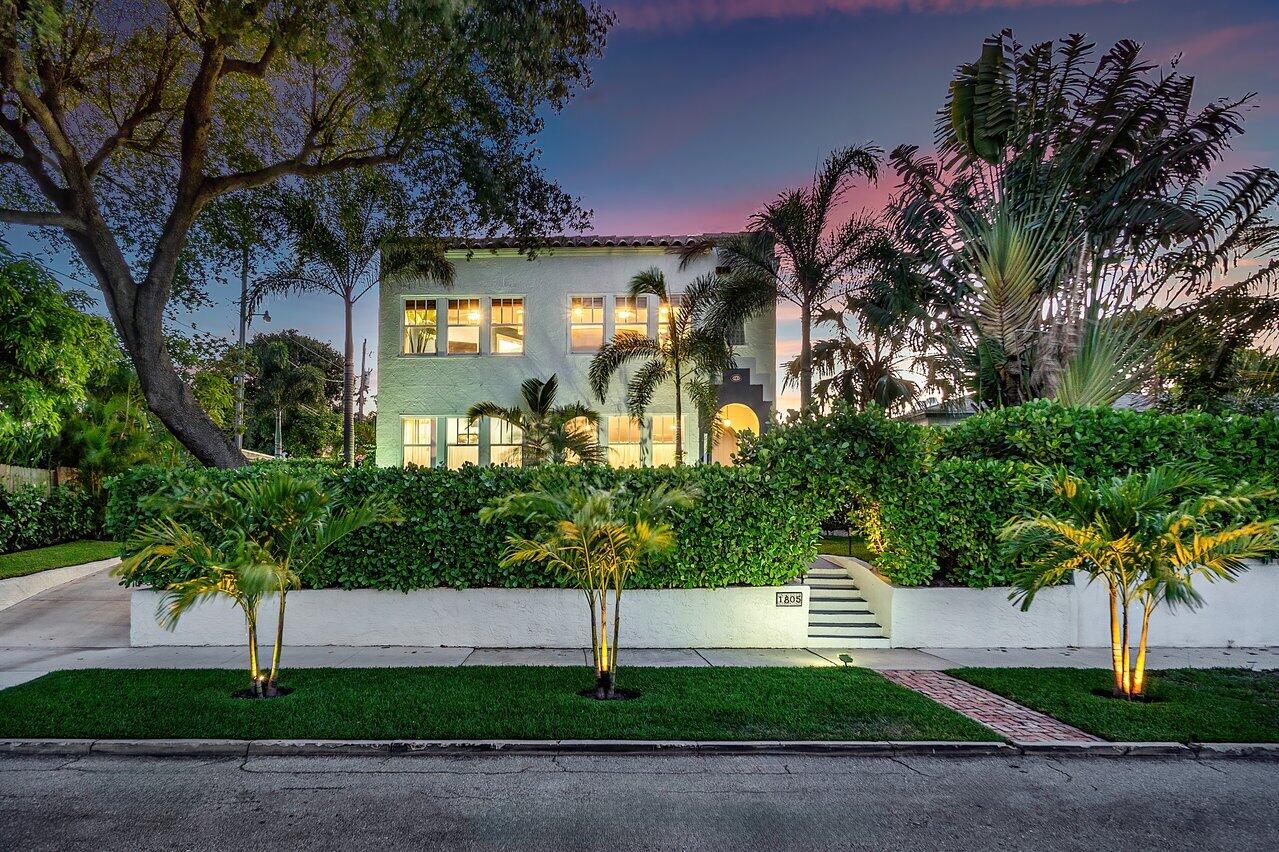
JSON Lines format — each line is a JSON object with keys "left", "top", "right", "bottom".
{"left": 0, "top": 484, "right": 100, "bottom": 554}
{"left": 107, "top": 463, "right": 822, "bottom": 591}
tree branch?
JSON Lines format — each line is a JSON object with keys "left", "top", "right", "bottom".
{"left": 0, "top": 207, "right": 86, "bottom": 231}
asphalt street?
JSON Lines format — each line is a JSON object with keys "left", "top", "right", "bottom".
{"left": 1, "top": 752, "right": 1276, "bottom": 850}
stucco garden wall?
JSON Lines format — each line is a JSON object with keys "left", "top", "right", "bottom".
{"left": 830, "top": 556, "right": 1279, "bottom": 648}
{"left": 131, "top": 585, "right": 811, "bottom": 648}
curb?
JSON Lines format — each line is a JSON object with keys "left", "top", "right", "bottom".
{"left": 1, "top": 739, "right": 1277, "bottom": 758}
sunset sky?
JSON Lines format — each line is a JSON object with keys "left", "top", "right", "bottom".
{"left": 22, "top": 0, "right": 1279, "bottom": 413}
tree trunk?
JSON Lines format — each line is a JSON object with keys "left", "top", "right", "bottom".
{"left": 799, "top": 298, "right": 813, "bottom": 410}
{"left": 343, "top": 296, "right": 356, "bottom": 467}
{"left": 673, "top": 361, "right": 685, "bottom": 466}
{"left": 247, "top": 612, "right": 262, "bottom": 696}
{"left": 268, "top": 587, "right": 287, "bottom": 692}
{"left": 234, "top": 245, "right": 250, "bottom": 450}
{"left": 275, "top": 408, "right": 284, "bottom": 456}
{"left": 1108, "top": 583, "right": 1125, "bottom": 696}
{"left": 1131, "top": 599, "right": 1155, "bottom": 697}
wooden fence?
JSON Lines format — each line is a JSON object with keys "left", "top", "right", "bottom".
{"left": 0, "top": 464, "right": 78, "bottom": 493}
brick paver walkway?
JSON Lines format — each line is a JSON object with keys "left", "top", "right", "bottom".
{"left": 881, "top": 669, "right": 1103, "bottom": 743}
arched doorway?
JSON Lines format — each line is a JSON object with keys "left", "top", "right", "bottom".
{"left": 711, "top": 403, "right": 760, "bottom": 466}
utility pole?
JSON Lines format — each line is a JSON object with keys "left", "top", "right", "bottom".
{"left": 357, "top": 337, "right": 370, "bottom": 420}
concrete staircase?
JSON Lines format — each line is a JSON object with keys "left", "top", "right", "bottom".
{"left": 804, "top": 559, "right": 889, "bottom": 648}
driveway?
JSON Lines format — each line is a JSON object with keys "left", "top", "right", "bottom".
{"left": 1, "top": 752, "right": 1276, "bottom": 850}
{"left": 0, "top": 569, "right": 129, "bottom": 649}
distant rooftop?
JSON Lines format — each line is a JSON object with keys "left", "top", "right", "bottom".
{"left": 444, "top": 233, "right": 745, "bottom": 250}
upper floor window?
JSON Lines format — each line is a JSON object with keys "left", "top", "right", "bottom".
{"left": 491, "top": 298, "right": 525, "bottom": 355}
{"left": 658, "top": 296, "right": 680, "bottom": 345}
{"left": 402, "top": 299, "right": 437, "bottom": 355}
{"left": 570, "top": 296, "right": 605, "bottom": 353}
{"left": 445, "top": 417, "right": 480, "bottom": 468}
{"left": 614, "top": 296, "right": 648, "bottom": 339}
{"left": 402, "top": 417, "right": 434, "bottom": 467}
{"left": 447, "top": 298, "right": 481, "bottom": 355}
{"left": 608, "top": 415, "right": 642, "bottom": 468}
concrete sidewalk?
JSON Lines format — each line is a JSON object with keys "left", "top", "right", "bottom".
{"left": 2, "top": 567, "right": 1276, "bottom": 690}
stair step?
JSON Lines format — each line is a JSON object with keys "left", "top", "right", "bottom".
{"left": 806, "top": 580, "right": 859, "bottom": 588}
{"left": 809, "top": 615, "right": 879, "bottom": 627}
{"left": 807, "top": 594, "right": 867, "bottom": 602}
{"left": 809, "top": 604, "right": 872, "bottom": 614}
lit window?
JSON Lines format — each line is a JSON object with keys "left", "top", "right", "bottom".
{"left": 402, "top": 417, "right": 434, "bottom": 467}
{"left": 658, "top": 296, "right": 680, "bottom": 345}
{"left": 608, "top": 415, "right": 642, "bottom": 468}
{"left": 402, "top": 299, "right": 437, "bottom": 355}
{"left": 614, "top": 296, "right": 648, "bottom": 340}
{"left": 491, "top": 298, "right": 524, "bottom": 355}
{"left": 570, "top": 296, "right": 605, "bottom": 352}
{"left": 490, "top": 418, "right": 524, "bottom": 466}
{"left": 651, "top": 414, "right": 678, "bottom": 467}
{"left": 564, "top": 415, "right": 596, "bottom": 463}
{"left": 447, "top": 298, "right": 481, "bottom": 355}
{"left": 446, "top": 417, "right": 480, "bottom": 469}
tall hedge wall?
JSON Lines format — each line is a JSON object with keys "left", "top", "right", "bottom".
{"left": 106, "top": 463, "right": 824, "bottom": 591}
{"left": 0, "top": 484, "right": 101, "bottom": 555}
{"left": 741, "top": 401, "right": 1279, "bottom": 588}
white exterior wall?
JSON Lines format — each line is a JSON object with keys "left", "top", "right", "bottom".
{"left": 832, "top": 557, "right": 1279, "bottom": 648}
{"left": 130, "top": 585, "right": 810, "bottom": 648}
{"left": 376, "top": 244, "right": 777, "bottom": 467}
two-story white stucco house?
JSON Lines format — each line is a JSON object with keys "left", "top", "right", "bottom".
{"left": 374, "top": 234, "right": 776, "bottom": 468}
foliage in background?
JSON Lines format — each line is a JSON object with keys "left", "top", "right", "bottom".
{"left": 468, "top": 374, "right": 604, "bottom": 465}
{"left": 0, "top": 257, "right": 114, "bottom": 442}
{"left": 245, "top": 331, "right": 343, "bottom": 458}
{"left": 107, "top": 463, "right": 819, "bottom": 592}
{"left": 0, "top": 485, "right": 100, "bottom": 555}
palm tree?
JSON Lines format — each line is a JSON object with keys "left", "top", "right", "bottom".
{"left": 587, "top": 268, "right": 739, "bottom": 465}
{"left": 249, "top": 338, "right": 330, "bottom": 457}
{"left": 883, "top": 32, "right": 1279, "bottom": 406}
{"left": 481, "top": 481, "right": 694, "bottom": 698}
{"left": 1002, "top": 465, "right": 1279, "bottom": 700}
{"left": 788, "top": 299, "right": 923, "bottom": 415}
{"left": 467, "top": 375, "right": 604, "bottom": 465}
{"left": 115, "top": 470, "right": 399, "bottom": 697}
{"left": 695, "top": 146, "right": 883, "bottom": 410}
{"left": 262, "top": 169, "right": 454, "bottom": 466}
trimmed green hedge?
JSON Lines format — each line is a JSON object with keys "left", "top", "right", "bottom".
{"left": 106, "top": 463, "right": 823, "bottom": 591}
{"left": 0, "top": 485, "right": 100, "bottom": 555}
{"left": 741, "top": 402, "right": 1279, "bottom": 588}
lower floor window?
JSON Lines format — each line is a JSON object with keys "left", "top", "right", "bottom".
{"left": 446, "top": 417, "right": 480, "bottom": 469}
{"left": 651, "top": 414, "right": 678, "bottom": 467}
{"left": 607, "top": 415, "right": 643, "bottom": 468}
{"left": 402, "top": 417, "right": 434, "bottom": 467}
{"left": 490, "top": 419, "right": 524, "bottom": 466}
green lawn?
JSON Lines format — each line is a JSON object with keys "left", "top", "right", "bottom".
{"left": 952, "top": 667, "right": 1279, "bottom": 743}
{"left": 0, "top": 666, "right": 1001, "bottom": 742}
{"left": 0, "top": 540, "right": 119, "bottom": 580}
{"left": 817, "top": 535, "right": 875, "bottom": 562}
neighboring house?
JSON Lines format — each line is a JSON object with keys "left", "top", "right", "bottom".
{"left": 375, "top": 235, "right": 777, "bottom": 468}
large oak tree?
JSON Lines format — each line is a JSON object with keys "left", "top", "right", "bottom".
{"left": 0, "top": 0, "right": 611, "bottom": 466}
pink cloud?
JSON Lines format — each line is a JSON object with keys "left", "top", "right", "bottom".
{"left": 611, "top": 0, "right": 1126, "bottom": 31}
{"left": 1155, "top": 21, "right": 1279, "bottom": 78}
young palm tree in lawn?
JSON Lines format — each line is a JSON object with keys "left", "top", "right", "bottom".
{"left": 1002, "top": 465, "right": 1279, "bottom": 700}
{"left": 690, "top": 146, "right": 884, "bottom": 411}
{"left": 588, "top": 269, "right": 737, "bottom": 466}
{"left": 115, "top": 470, "right": 399, "bottom": 697}
{"left": 467, "top": 374, "right": 604, "bottom": 465}
{"left": 481, "top": 481, "right": 694, "bottom": 699}
{"left": 262, "top": 169, "right": 454, "bottom": 467}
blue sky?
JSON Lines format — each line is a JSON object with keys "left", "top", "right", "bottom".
{"left": 14, "top": 0, "right": 1279, "bottom": 412}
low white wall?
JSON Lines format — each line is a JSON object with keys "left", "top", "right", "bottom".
{"left": 131, "top": 585, "right": 811, "bottom": 648}
{"left": 826, "top": 556, "right": 1279, "bottom": 648}
{"left": 0, "top": 558, "right": 118, "bottom": 612}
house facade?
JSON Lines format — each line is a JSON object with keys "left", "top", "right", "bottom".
{"left": 375, "top": 235, "right": 776, "bottom": 469}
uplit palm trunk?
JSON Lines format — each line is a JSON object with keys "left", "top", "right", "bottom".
{"left": 1131, "top": 598, "right": 1155, "bottom": 697}
{"left": 267, "top": 587, "right": 288, "bottom": 695}
{"left": 274, "top": 408, "right": 284, "bottom": 456}
{"left": 246, "top": 610, "right": 263, "bottom": 697}
{"left": 1108, "top": 583, "right": 1126, "bottom": 697}
{"left": 673, "top": 361, "right": 685, "bottom": 466}
{"left": 342, "top": 296, "right": 356, "bottom": 467}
